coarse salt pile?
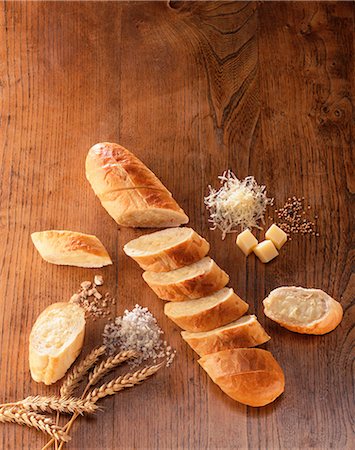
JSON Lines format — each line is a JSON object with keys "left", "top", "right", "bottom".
{"left": 103, "top": 304, "right": 176, "bottom": 368}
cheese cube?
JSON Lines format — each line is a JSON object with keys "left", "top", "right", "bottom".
{"left": 236, "top": 229, "right": 258, "bottom": 256}
{"left": 265, "top": 224, "right": 287, "bottom": 249}
{"left": 254, "top": 240, "right": 279, "bottom": 263}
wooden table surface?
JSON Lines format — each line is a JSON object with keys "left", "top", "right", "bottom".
{"left": 0, "top": 1, "right": 354, "bottom": 449}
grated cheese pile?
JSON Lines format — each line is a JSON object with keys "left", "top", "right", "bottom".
{"left": 102, "top": 304, "right": 176, "bottom": 367}
{"left": 204, "top": 170, "right": 273, "bottom": 239}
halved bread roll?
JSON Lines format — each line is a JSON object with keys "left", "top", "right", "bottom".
{"left": 124, "top": 227, "right": 209, "bottom": 272}
{"left": 29, "top": 302, "right": 86, "bottom": 385}
{"left": 181, "top": 315, "right": 270, "bottom": 356}
{"left": 142, "top": 257, "right": 229, "bottom": 301}
{"left": 164, "top": 287, "right": 249, "bottom": 332}
{"left": 263, "top": 286, "right": 343, "bottom": 334}
{"left": 85, "top": 142, "right": 189, "bottom": 227}
{"left": 31, "top": 230, "right": 112, "bottom": 268}
{"left": 198, "top": 348, "right": 285, "bottom": 407}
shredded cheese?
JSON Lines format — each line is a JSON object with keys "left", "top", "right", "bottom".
{"left": 204, "top": 170, "right": 273, "bottom": 240}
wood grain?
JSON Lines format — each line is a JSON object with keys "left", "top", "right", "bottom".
{"left": 0, "top": 1, "right": 353, "bottom": 449}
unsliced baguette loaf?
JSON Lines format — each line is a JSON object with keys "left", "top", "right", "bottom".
{"left": 263, "top": 286, "right": 343, "bottom": 335}
{"left": 85, "top": 142, "right": 189, "bottom": 227}
{"left": 164, "top": 287, "right": 248, "bottom": 332}
{"left": 29, "top": 302, "right": 86, "bottom": 385}
{"left": 181, "top": 315, "right": 270, "bottom": 356}
{"left": 124, "top": 227, "right": 209, "bottom": 272}
{"left": 198, "top": 348, "right": 285, "bottom": 407}
{"left": 143, "top": 257, "right": 229, "bottom": 301}
{"left": 31, "top": 230, "right": 112, "bottom": 268}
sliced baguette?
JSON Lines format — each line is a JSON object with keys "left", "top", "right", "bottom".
{"left": 143, "top": 257, "right": 229, "bottom": 301}
{"left": 198, "top": 348, "right": 285, "bottom": 407}
{"left": 31, "top": 230, "right": 112, "bottom": 268}
{"left": 124, "top": 227, "right": 210, "bottom": 272}
{"left": 181, "top": 315, "right": 270, "bottom": 356}
{"left": 263, "top": 286, "right": 343, "bottom": 335}
{"left": 164, "top": 287, "right": 249, "bottom": 332}
{"left": 85, "top": 142, "right": 188, "bottom": 227}
{"left": 29, "top": 302, "right": 85, "bottom": 385}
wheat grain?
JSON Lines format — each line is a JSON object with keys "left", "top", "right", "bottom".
{"left": 60, "top": 345, "right": 106, "bottom": 398}
{"left": 0, "top": 406, "right": 70, "bottom": 442}
{"left": 86, "top": 362, "right": 164, "bottom": 403}
{"left": 12, "top": 395, "right": 98, "bottom": 415}
{"left": 88, "top": 350, "right": 138, "bottom": 387}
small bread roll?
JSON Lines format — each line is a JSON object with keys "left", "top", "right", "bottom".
{"left": 31, "top": 230, "right": 112, "bottom": 268}
{"left": 85, "top": 142, "right": 189, "bottom": 228}
{"left": 198, "top": 348, "right": 285, "bottom": 407}
{"left": 124, "top": 227, "right": 209, "bottom": 272}
{"left": 263, "top": 286, "right": 343, "bottom": 334}
{"left": 143, "top": 257, "right": 229, "bottom": 301}
{"left": 181, "top": 315, "right": 270, "bottom": 356}
{"left": 164, "top": 287, "right": 248, "bottom": 332}
{"left": 29, "top": 302, "right": 86, "bottom": 385}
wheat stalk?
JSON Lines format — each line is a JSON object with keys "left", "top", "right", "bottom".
{"left": 86, "top": 362, "right": 164, "bottom": 403}
{"left": 0, "top": 406, "right": 70, "bottom": 442}
{"left": 8, "top": 395, "right": 98, "bottom": 415}
{"left": 88, "top": 350, "right": 138, "bottom": 388}
{"left": 60, "top": 345, "right": 106, "bottom": 398}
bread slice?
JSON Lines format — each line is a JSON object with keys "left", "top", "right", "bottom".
{"left": 142, "top": 257, "right": 229, "bottom": 301}
{"left": 164, "top": 287, "right": 249, "bottom": 332}
{"left": 31, "top": 230, "right": 112, "bottom": 268}
{"left": 181, "top": 315, "right": 270, "bottom": 356}
{"left": 124, "top": 227, "right": 210, "bottom": 272}
{"left": 263, "top": 286, "right": 343, "bottom": 335}
{"left": 29, "top": 302, "right": 86, "bottom": 385}
{"left": 198, "top": 348, "right": 285, "bottom": 407}
{"left": 85, "top": 142, "right": 189, "bottom": 227}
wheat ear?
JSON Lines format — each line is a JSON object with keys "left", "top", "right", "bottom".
{"left": 0, "top": 406, "right": 70, "bottom": 442}
{"left": 88, "top": 350, "right": 138, "bottom": 388}
{"left": 86, "top": 362, "right": 164, "bottom": 403}
{"left": 60, "top": 345, "right": 106, "bottom": 398}
{"left": 8, "top": 395, "right": 98, "bottom": 415}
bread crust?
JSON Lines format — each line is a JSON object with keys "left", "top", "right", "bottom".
{"left": 198, "top": 348, "right": 285, "bottom": 407}
{"left": 181, "top": 315, "right": 270, "bottom": 355}
{"left": 85, "top": 142, "right": 188, "bottom": 227}
{"left": 31, "top": 230, "right": 112, "bottom": 268}
{"left": 124, "top": 227, "right": 210, "bottom": 272}
{"left": 164, "top": 288, "right": 249, "bottom": 332}
{"left": 29, "top": 302, "right": 85, "bottom": 385}
{"left": 263, "top": 286, "right": 343, "bottom": 335}
{"left": 143, "top": 257, "right": 229, "bottom": 301}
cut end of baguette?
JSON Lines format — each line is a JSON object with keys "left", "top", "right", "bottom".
{"left": 29, "top": 302, "right": 86, "bottom": 385}
{"left": 263, "top": 286, "right": 343, "bottom": 335}
{"left": 118, "top": 207, "right": 189, "bottom": 228}
{"left": 31, "top": 230, "right": 112, "bottom": 268}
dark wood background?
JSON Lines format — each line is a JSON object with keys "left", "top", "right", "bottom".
{"left": 0, "top": 1, "right": 353, "bottom": 449}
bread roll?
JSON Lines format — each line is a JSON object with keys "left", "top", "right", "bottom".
{"left": 124, "top": 227, "right": 209, "bottom": 272}
{"left": 85, "top": 142, "right": 189, "bottom": 227}
{"left": 164, "top": 287, "right": 248, "bottom": 332}
{"left": 263, "top": 286, "right": 343, "bottom": 334}
{"left": 181, "top": 315, "right": 270, "bottom": 356}
{"left": 29, "top": 302, "right": 85, "bottom": 385}
{"left": 143, "top": 257, "right": 229, "bottom": 301}
{"left": 198, "top": 348, "right": 285, "bottom": 407}
{"left": 31, "top": 230, "right": 112, "bottom": 268}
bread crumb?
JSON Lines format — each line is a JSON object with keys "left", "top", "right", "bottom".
{"left": 94, "top": 275, "right": 104, "bottom": 286}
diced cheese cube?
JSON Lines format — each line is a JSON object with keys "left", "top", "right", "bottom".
{"left": 265, "top": 224, "right": 288, "bottom": 249}
{"left": 236, "top": 229, "right": 258, "bottom": 256}
{"left": 254, "top": 240, "right": 279, "bottom": 263}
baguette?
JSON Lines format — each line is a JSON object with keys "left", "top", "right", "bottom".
{"left": 263, "top": 286, "right": 343, "bottom": 335}
{"left": 164, "top": 287, "right": 248, "bottom": 332}
{"left": 85, "top": 142, "right": 189, "bottom": 227}
{"left": 31, "top": 230, "right": 112, "bottom": 268}
{"left": 181, "top": 315, "right": 270, "bottom": 356}
{"left": 142, "top": 257, "right": 229, "bottom": 301}
{"left": 29, "top": 302, "right": 85, "bottom": 385}
{"left": 124, "top": 227, "right": 209, "bottom": 272}
{"left": 198, "top": 348, "right": 285, "bottom": 407}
